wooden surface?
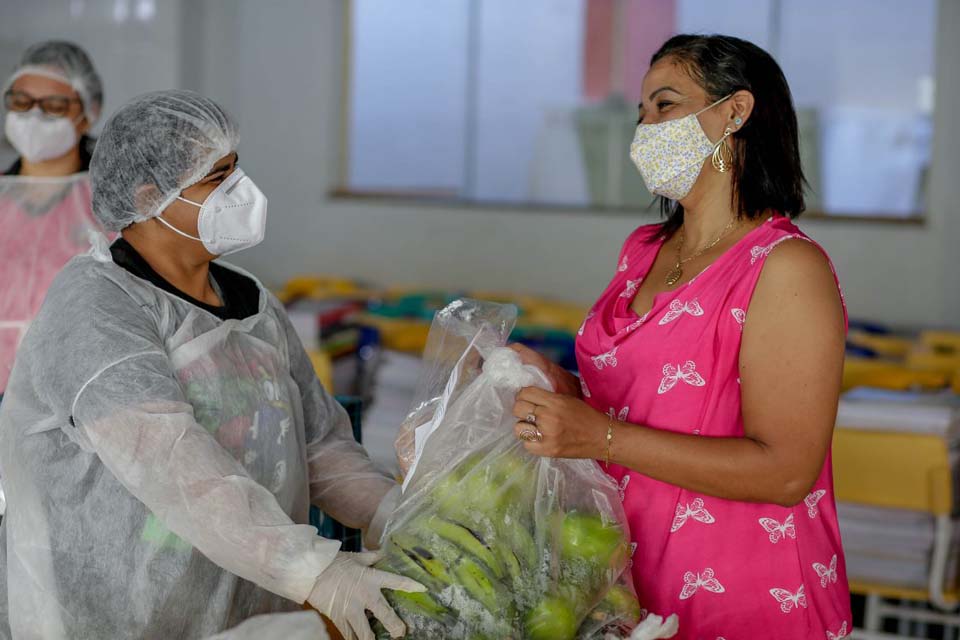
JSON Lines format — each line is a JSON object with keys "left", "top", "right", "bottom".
{"left": 322, "top": 616, "right": 345, "bottom": 640}
{"left": 302, "top": 604, "right": 346, "bottom": 640}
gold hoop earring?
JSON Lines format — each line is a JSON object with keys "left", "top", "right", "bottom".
{"left": 712, "top": 127, "right": 734, "bottom": 173}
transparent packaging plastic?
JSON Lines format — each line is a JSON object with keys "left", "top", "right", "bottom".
{"left": 380, "top": 300, "right": 663, "bottom": 639}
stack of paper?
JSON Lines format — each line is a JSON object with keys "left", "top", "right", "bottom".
{"left": 839, "top": 503, "right": 960, "bottom": 590}
{"left": 837, "top": 387, "right": 960, "bottom": 439}
{"left": 836, "top": 387, "right": 960, "bottom": 589}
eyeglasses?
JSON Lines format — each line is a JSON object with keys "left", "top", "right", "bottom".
{"left": 4, "top": 91, "right": 81, "bottom": 118}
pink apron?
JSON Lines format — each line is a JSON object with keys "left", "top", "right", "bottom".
{"left": 0, "top": 174, "right": 100, "bottom": 391}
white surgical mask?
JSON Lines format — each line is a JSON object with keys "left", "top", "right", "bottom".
{"left": 4, "top": 108, "right": 80, "bottom": 163}
{"left": 629, "top": 94, "right": 731, "bottom": 201}
{"left": 157, "top": 167, "right": 268, "bottom": 256}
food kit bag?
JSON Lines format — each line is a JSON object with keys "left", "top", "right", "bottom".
{"left": 379, "top": 300, "right": 676, "bottom": 639}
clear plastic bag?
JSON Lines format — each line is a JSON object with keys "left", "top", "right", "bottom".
{"left": 379, "top": 299, "right": 648, "bottom": 639}
{"left": 394, "top": 299, "right": 516, "bottom": 478}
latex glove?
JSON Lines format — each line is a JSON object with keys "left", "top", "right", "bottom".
{"left": 306, "top": 551, "right": 426, "bottom": 640}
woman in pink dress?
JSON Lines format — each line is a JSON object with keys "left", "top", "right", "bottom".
{"left": 511, "top": 35, "right": 851, "bottom": 639}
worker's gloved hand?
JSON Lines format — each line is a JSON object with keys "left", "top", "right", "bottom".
{"left": 306, "top": 550, "right": 426, "bottom": 640}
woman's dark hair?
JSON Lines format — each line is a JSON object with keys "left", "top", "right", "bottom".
{"left": 649, "top": 34, "right": 805, "bottom": 239}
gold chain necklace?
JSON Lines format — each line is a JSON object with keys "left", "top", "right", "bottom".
{"left": 664, "top": 217, "right": 740, "bottom": 286}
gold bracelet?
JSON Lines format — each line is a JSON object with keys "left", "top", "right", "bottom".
{"left": 605, "top": 416, "right": 614, "bottom": 466}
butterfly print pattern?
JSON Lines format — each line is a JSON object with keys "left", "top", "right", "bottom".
{"left": 658, "top": 361, "right": 706, "bottom": 394}
{"left": 814, "top": 555, "right": 838, "bottom": 588}
{"left": 805, "top": 490, "right": 826, "bottom": 519}
{"left": 659, "top": 299, "right": 704, "bottom": 325}
{"left": 770, "top": 585, "right": 807, "bottom": 613}
{"left": 593, "top": 347, "right": 619, "bottom": 370}
{"left": 759, "top": 514, "right": 796, "bottom": 544}
{"left": 671, "top": 498, "right": 716, "bottom": 533}
{"left": 680, "top": 569, "right": 725, "bottom": 600}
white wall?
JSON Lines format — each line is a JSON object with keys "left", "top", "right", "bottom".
{"left": 3, "top": 0, "right": 957, "bottom": 329}
{"left": 676, "top": 0, "right": 774, "bottom": 50}
{"left": 0, "top": 0, "right": 182, "bottom": 164}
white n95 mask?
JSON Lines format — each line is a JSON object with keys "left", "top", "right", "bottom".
{"left": 4, "top": 108, "right": 80, "bottom": 163}
{"left": 158, "top": 167, "right": 268, "bottom": 256}
{"left": 629, "top": 95, "right": 731, "bottom": 201}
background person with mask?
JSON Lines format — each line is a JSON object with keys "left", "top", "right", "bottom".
{"left": 3, "top": 40, "right": 100, "bottom": 177}
{"left": 0, "top": 40, "right": 107, "bottom": 519}
{"left": 0, "top": 41, "right": 106, "bottom": 396}
{"left": 0, "top": 90, "right": 420, "bottom": 640}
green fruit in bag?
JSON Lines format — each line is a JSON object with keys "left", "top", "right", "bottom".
{"left": 560, "top": 511, "right": 627, "bottom": 568}
{"left": 600, "top": 583, "right": 642, "bottom": 621}
{"left": 587, "top": 582, "right": 643, "bottom": 628}
{"left": 489, "top": 449, "right": 540, "bottom": 511}
{"left": 460, "top": 467, "right": 512, "bottom": 513}
{"left": 454, "top": 554, "right": 511, "bottom": 614}
{"left": 525, "top": 595, "right": 579, "bottom": 640}
{"left": 501, "top": 515, "right": 538, "bottom": 570}
{"left": 386, "top": 589, "right": 451, "bottom": 621}
{"left": 387, "top": 533, "right": 455, "bottom": 586}
{"left": 487, "top": 448, "right": 537, "bottom": 489}
{"left": 424, "top": 516, "right": 504, "bottom": 579}
{"left": 378, "top": 540, "right": 440, "bottom": 592}
{"left": 430, "top": 452, "right": 486, "bottom": 512}
{"left": 436, "top": 449, "right": 537, "bottom": 520}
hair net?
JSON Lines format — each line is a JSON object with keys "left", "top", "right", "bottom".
{"left": 90, "top": 89, "right": 240, "bottom": 231}
{"left": 3, "top": 40, "right": 104, "bottom": 124}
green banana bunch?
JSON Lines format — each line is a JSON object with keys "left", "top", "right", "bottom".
{"left": 429, "top": 455, "right": 475, "bottom": 500}
{"left": 378, "top": 514, "right": 516, "bottom": 635}
{"left": 496, "top": 513, "right": 538, "bottom": 570}
{"left": 487, "top": 512, "right": 539, "bottom": 598}
{"left": 386, "top": 531, "right": 456, "bottom": 586}
{"left": 403, "top": 514, "right": 516, "bottom": 612}
{"left": 376, "top": 448, "right": 638, "bottom": 639}
{"left": 424, "top": 516, "right": 504, "bottom": 580}
{"left": 389, "top": 589, "right": 450, "bottom": 620}
{"left": 380, "top": 538, "right": 443, "bottom": 594}
{"left": 453, "top": 553, "right": 511, "bottom": 613}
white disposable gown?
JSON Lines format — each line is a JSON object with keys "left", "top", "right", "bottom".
{"left": 0, "top": 238, "right": 395, "bottom": 639}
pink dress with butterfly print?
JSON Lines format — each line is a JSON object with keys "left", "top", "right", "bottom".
{"left": 575, "top": 216, "right": 852, "bottom": 640}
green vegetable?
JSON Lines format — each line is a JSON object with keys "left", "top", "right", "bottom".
{"left": 525, "top": 596, "right": 579, "bottom": 640}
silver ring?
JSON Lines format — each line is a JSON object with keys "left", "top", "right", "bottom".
{"left": 518, "top": 428, "right": 538, "bottom": 442}
{"left": 524, "top": 412, "right": 538, "bottom": 425}
{"left": 534, "top": 428, "right": 544, "bottom": 442}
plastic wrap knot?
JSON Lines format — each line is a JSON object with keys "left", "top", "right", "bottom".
{"left": 482, "top": 347, "right": 551, "bottom": 392}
